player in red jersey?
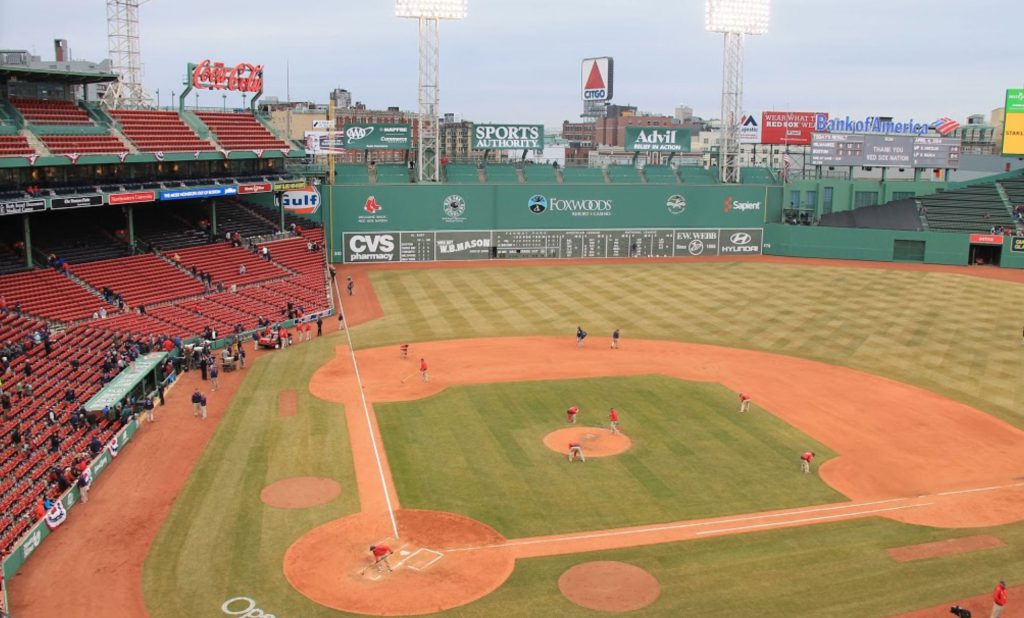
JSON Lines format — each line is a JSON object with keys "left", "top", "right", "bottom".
{"left": 566, "top": 406, "right": 579, "bottom": 424}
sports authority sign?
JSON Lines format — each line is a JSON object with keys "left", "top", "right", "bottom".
{"left": 581, "top": 57, "right": 613, "bottom": 102}
{"left": 471, "top": 125, "right": 543, "bottom": 150}
{"left": 762, "top": 112, "right": 821, "bottom": 145}
{"left": 624, "top": 127, "right": 691, "bottom": 153}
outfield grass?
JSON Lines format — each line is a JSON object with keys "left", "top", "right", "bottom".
{"left": 377, "top": 375, "right": 841, "bottom": 538}
{"left": 352, "top": 262, "right": 1024, "bottom": 430}
{"left": 143, "top": 335, "right": 361, "bottom": 618}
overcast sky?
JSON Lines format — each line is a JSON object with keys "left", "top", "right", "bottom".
{"left": 1, "top": 0, "right": 1021, "bottom": 128}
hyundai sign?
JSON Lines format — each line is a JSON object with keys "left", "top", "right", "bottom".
{"left": 581, "top": 57, "right": 613, "bottom": 102}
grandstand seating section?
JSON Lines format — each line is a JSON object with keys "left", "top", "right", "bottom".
{"left": 336, "top": 164, "right": 369, "bottom": 184}
{"left": 0, "top": 135, "right": 34, "bottom": 157}
{"left": 482, "top": 164, "right": 519, "bottom": 183}
{"left": 9, "top": 98, "right": 93, "bottom": 125}
{"left": 679, "top": 166, "right": 718, "bottom": 183}
{"left": 109, "top": 109, "right": 214, "bottom": 153}
{"left": 521, "top": 163, "right": 559, "bottom": 183}
{"left": 1001, "top": 177, "right": 1024, "bottom": 207}
{"left": 607, "top": 166, "right": 641, "bottom": 184}
{"left": 374, "top": 164, "right": 411, "bottom": 184}
{"left": 40, "top": 134, "right": 126, "bottom": 155}
{"left": 70, "top": 254, "right": 205, "bottom": 309}
{"left": 172, "top": 242, "right": 289, "bottom": 287}
{"left": 0, "top": 269, "right": 106, "bottom": 322}
{"left": 740, "top": 167, "right": 777, "bottom": 184}
{"left": 32, "top": 208, "right": 133, "bottom": 264}
{"left": 644, "top": 165, "right": 679, "bottom": 184}
{"left": 919, "top": 184, "right": 1014, "bottom": 233}
{"left": 206, "top": 200, "right": 278, "bottom": 238}
{"left": 561, "top": 167, "right": 607, "bottom": 184}
{"left": 444, "top": 164, "right": 481, "bottom": 184}
{"left": 196, "top": 112, "right": 291, "bottom": 151}
{"left": 133, "top": 203, "right": 213, "bottom": 250}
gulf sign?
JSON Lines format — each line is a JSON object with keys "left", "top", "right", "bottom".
{"left": 581, "top": 57, "right": 613, "bottom": 102}
{"left": 761, "top": 112, "right": 821, "bottom": 145}
{"left": 280, "top": 185, "right": 320, "bottom": 215}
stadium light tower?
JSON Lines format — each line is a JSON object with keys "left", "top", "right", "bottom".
{"left": 102, "top": 0, "right": 154, "bottom": 109}
{"left": 396, "top": 0, "right": 467, "bottom": 182}
{"left": 705, "top": 0, "right": 769, "bottom": 184}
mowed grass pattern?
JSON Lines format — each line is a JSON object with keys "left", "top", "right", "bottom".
{"left": 353, "top": 263, "right": 1024, "bottom": 429}
{"left": 377, "top": 376, "right": 841, "bottom": 538}
{"left": 143, "top": 336, "right": 361, "bottom": 618}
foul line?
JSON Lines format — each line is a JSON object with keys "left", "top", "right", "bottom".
{"left": 443, "top": 497, "right": 909, "bottom": 553}
{"left": 693, "top": 503, "right": 934, "bottom": 536}
{"left": 334, "top": 277, "right": 400, "bottom": 539}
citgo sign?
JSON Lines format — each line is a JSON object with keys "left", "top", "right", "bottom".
{"left": 581, "top": 57, "right": 613, "bottom": 102}
{"left": 280, "top": 185, "right": 320, "bottom": 214}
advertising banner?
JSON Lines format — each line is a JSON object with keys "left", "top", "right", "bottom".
{"left": 969, "top": 234, "right": 1004, "bottom": 245}
{"left": 160, "top": 186, "right": 237, "bottom": 201}
{"left": 304, "top": 131, "right": 345, "bottom": 155}
{"left": 472, "top": 124, "right": 544, "bottom": 150}
{"left": 762, "top": 112, "right": 820, "bottom": 145}
{"left": 342, "top": 123, "right": 411, "bottom": 150}
{"left": 237, "top": 182, "right": 272, "bottom": 194}
{"left": 738, "top": 113, "right": 761, "bottom": 144}
{"left": 581, "top": 57, "right": 613, "bottom": 102}
{"left": 108, "top": 191, "right": 155, "bottom": 205}
{"left": 1003, "top": 89, "right": 1024, "bottom": 156}
{"left": 280, "top": 185, "right": 320, "bottom": 214}
{"left": 624, "top": 127, "right": 691, "bottom": 153}
{"left": 51, "top": 194, "right": 104, "bottom": 210}
{"left": 1011, "top": 237, "right": 1024, "bottom": 253}
{"left": 0, "top": 198, "right": 46, "bottom": 216}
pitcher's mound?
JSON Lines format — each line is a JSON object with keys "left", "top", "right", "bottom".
{"left": 261, "top": 477, "right": 341, "bottom": 509}
{"left": 559, "top": 561, "right": 660, "bottom": 612}
{"left": 543, "top": 427, "right": 632, "bottom": 457}
{"left": 283, "top": 509, "right": 514, "bottom": 616}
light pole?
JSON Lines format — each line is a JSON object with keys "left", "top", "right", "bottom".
{"left": 155, "top": 88, "right": 160, "bottom": 109}
{"left": 222, "top": 93, "right": 227, "bottom": 112}
{"left": 705, "top": 0, "right": 769, "bottom": 184}
{"left": 395, "top": 0, "right": 467, "bottom": 183}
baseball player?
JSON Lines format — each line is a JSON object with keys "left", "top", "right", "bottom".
{"left": 739, "top": 393, "right": 751, "bottom": 413}
{"left": 369, "top": 544, "right": 393, "bottom": 573}
{"left": 576, "top": 326, "right": 587, "bottom": 348}
{"left": 568, "top": 442, "right": 585, "bottom": 462}
{"left": 566, "top": 405, "right": 579, "bottom": 424}
{"left": 419, "top": 358, "right": 429, "bottom": 382}
{"left": 611, "top": 329, "right": 621, "bottom": 349}
{"left": 608, "top": 407, "right": 620, "bottom": 434}
{"left": 800, "top": 451, "right": 816, "bottom": 474}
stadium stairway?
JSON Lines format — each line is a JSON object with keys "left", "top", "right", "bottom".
{"left": 171, "top": 242, "right": 291, "bottom": 287}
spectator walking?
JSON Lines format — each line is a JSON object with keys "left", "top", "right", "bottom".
{"left": 210, "top": 362, "right": 219, "bottom": 392}
{"left": 200, "top": 393, "right": 208, "bottom": 420}
{"left": 347, "top": 276, "right": 354, "bottom": 296}
{"left": 317, "top": 316, "right": 323, "bottom": 337}
{"left": 191, "top": 389, "right": 202, "bottom": 417}
{"left": 77, "top": 470, "right": 90, "bottom": 503}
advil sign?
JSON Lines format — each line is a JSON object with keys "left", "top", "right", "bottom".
{"left": 581, "top": 57, "right": 613, "bottom": 102}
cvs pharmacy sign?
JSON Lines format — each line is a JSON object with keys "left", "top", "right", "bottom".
{"left": 280, "top": 185, "right": 320, "bottom": 214}
{"left": 581, "top": 57, "right": 614, "bottom": 102}
{"left": 344, "top": 233, "right": 398, "bottom": 262}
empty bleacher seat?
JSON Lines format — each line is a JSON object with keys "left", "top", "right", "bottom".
{"left": 643, "top": 166, "right": 679, "bottom": 184}
{"left": 483, "top": 164, "right": 519, "bottom": 184}
{"left": 0, "top": 269, "right": 104, "bottom": 322}
{"left": 560, "top": 167, "right": 606, "bottom": 184}
{"left": 108, "top": 110, "right": 214, "bottom": 153}
{"left": 522, "top": 164, "right": 559, "bottom": 183}
{"left": 40, "top": 134, "right": 126, "bottom": 155}
{"left": 70, "top": 254, "right": 205, "bottom": 308}
{"left": 10, "top": 98, "right": 94, "bottom": 126}
{"left": 195, "top": 112, "right": 291, "bottom": 151}
{"left": 0, "top": 135, "right": 35, "bottom": 157}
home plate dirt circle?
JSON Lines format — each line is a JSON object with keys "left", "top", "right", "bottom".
{"left": 283, "top": 509, "right": 515, "bottom": 616}
{"left": 260, "top": 476, "right": 341, "bottom": 509}
{"left": 559, "top": 561, "right": 660, "bottom": 612}
{"left": 543, "top": 427, "right": 632, "bottom": 457}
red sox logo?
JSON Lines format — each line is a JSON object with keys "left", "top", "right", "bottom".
{"left": 364, "top": 196, "right": 382, "bottom": 214}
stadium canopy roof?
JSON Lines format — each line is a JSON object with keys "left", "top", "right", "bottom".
{"left": 0, "top": 65, "right": 118, "bottom": 85}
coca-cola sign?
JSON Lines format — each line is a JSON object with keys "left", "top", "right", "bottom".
{"left": 191, "top": 60, "right": 263, "bottom": 93}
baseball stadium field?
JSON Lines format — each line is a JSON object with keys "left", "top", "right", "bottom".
{"left": 12, "top": 257, "right": 1024, "bottom": 617}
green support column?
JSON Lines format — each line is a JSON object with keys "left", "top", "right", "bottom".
{"left": 210, "top": 201, "right": 218, "bottom": 236}
{"left": 127, "top": 205, "right": 135, "bottom": 251}
{"left": 22, "top": 214, "right": 32, "bottom": 268}
{"left": 913, "top": 168, "right": 922, "bottom": 181}
{"left": 280, "top": 196, "right": 286, "bottom": 231}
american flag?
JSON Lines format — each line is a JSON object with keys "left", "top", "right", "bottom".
{"left": 783, "top": 153, "right": 797, "bottom": 181}
{"left": 932, "top": 117, "right": 961, "bottom": 136}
